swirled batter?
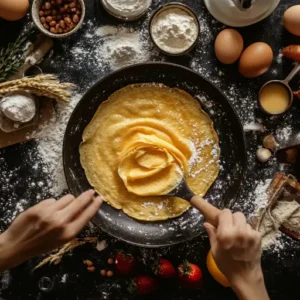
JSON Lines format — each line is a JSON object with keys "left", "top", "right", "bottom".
{"left": 80, "top": 84, "right": 220, "bottom": 221}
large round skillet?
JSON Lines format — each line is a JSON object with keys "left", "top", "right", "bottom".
{"left": 63, "top": 62, "right": 246, "bottom": 247}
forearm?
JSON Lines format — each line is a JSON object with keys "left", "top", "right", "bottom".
{"left": 0, "top": 233, "right": 26, "bottom": 272}
{"left": 231, "top": 271, "right": 269, "bottom": 300}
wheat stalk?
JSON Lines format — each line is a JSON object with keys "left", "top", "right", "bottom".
{"left": 34, "top": 237, "right": 98, "bottom": 270}
{"left": 0, "top": 74, "right": 75, "bottom": 103}
{"left": 0, "top": 74, "right": 55, "bottom": 88}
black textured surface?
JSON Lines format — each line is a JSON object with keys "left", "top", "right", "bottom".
{"left": 1, "top": 0, "right": 300, "bottom": 299}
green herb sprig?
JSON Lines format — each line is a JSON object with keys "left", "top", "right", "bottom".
{"left": 0, "top": 26, "right": 34, "bottom": 82}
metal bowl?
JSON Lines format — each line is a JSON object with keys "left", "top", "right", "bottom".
{"left": 31, "top": 0, "right": 85, "bottom": 38}
{"left": 149, "top": 3, "right": 200, "bottom": 56}
{"left": 258, "top": 80, "right": 294, "bottom": 116}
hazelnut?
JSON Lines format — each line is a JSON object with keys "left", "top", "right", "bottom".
{"left": 50, "top": 27, "right": 57, "bottom": 33}
{"left": 46, "top": 16, "right": 52, "bottom": 22}
{"left": 40, "top": 17, "right": 46, "bottom": 23}
{"left": 64, "top": 17, "right": 71, "bottom": 24}
{"left": 64, "top": 4, "right": 69, "bottom": 9}
{"left": 71, "top": 7, "right": 76, "bottom": 12}
{"left": 72, "top": 14, "right": 79, "bottom": 23}
{"left": 107, "top": 270, "right": 114, "bottom": 277}
{"left": 69, "top": 2, "right": 76, "bottom": 8}
{"left": 256, "top": 148, "right": 272, "bottom": 163}
{"left": 52, "top": 9, "right": 57, "bottom": 15}
{"left": 76, "top": 10, "right": 81, "bottom": 15}
{"left": 59, "top": 20, "right": 66, "bottom": 28}
{"left": 100, "top": 270, "right": 106, "bottom": 276}
{"left": 58, "top": 28, "right": 63, "bottom": 33}
{"left": 43, "top": 23, "right": 49, "bottom": 29}
{"left": 50, "top": 20, "right": 56, "bottom": 26}
{"left": 87, "top": 266, "right": 96, "bottom": 272}
{"left": 44, "top": 2, "right": 51, "bottom": 9}
{"left": 56, "top": 0, "right": 62, "bottom": 4}
{"left": 83, "top": 260, "right": 93, "bottom": 267}
{"left": 107, "top": 258, "right": 114, "bottom": 265}
{"left": 39, "top": 11, "right": 44, "bottom": 17}
{"left": 55, "top": 23, "right": 60, "bottom": 29}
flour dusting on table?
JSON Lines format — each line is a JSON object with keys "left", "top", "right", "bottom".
{"left": 26, "top": 93, "right": 82, "bottom": 197}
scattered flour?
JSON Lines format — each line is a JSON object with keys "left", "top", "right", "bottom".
{"left": 253, "top": 179, "right": 272, "bottom": 209}
{"left": 61, "top": 274, "right": 67, "bottom": 283}
{"left": 276, "top": 125, "right": 292, "bottom": 144}
{"left": 67, "top": 22, "right": 156, "bottom": 73}
{"left": 26, "top": 93, "right": 83, "bottom": 197}
{"left": 243, "top": 121, "right": 265, "bottom": 132}
{"left": 100, "top": 27, "right": 150, "bottom": 69}
{"left": 94, "top": 25, "right": 118, "bottom": 37}
{"left": 276, "top": 52, "right": 283, "bottom": 64}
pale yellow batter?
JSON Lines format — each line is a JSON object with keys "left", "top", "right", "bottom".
{"left": 80, "top": 84, "right": 220, "bottom": 221}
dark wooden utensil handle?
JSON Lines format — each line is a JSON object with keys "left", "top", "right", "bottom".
{"left": 190, "top": 195, "right": 220, "bottom": 227}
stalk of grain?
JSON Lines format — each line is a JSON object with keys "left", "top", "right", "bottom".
{"left": 0, "top": 74, "right": 75, "bottom": 103}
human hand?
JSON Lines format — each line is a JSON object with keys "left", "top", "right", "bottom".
{"left": 0, "top": 190, "right": 102, "bottom": 271}
{"left": 204, "top": 209, "right": 269, "bottom": 300}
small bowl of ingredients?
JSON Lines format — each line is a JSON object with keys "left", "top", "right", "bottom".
{"left": 100, "top": 0, "right": 152, "bottom": 21}
{"left": 149, "top": 3, "right": 200, "bottom": 56}
{"left": 0, "top": 91, "right": 38, "bottom": 133}
{"left": 259, "top": 81, "right": 292, "bottom": 116}
{"left": 32, "top": 0, "right": 85, "bottom": 38}
{"left": 258, "top": 63, "right": 300, "bottom": 115}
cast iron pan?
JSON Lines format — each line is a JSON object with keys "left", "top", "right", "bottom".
{"left": 63, "top": 62, "right": 247, "bottom": 247}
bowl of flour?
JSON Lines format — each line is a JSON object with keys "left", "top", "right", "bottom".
{"left": 100, "top": 0, "right": 152, "bottom": 21}
{"left": 149, "top": 3, "right": 200, "bottom": 56}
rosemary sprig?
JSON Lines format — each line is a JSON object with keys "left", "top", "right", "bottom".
{"left": 0, "top": 26, "right": 33, "bottom": 82}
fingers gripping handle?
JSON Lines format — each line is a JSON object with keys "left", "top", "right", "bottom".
{"left": 190, "top": 195, "right": 220, "bottom": 227}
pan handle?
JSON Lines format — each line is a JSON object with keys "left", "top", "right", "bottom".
{"left": 190, "top": 195, "right": 220, "bottom": 227}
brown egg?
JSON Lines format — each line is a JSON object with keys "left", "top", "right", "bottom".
{"left": 214, "top": 29, "right": 244, "bottom": 64}
{"left": 283, "top": 5, "right": 300, "bottom": 36}
{"left": 0, "top": 0, "right": 29, "bottom": 21}
{"left": 239, "top": 42, "right": 273, "bottom": 78}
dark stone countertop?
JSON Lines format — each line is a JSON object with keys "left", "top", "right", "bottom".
{"left": 1, "top": 0, "right": 300, "bottom": 299}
